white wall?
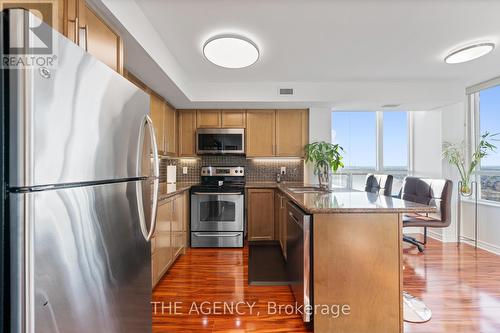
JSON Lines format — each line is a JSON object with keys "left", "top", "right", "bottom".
{"left": 305, "top": 107, "right": 332, "bottom": 183}
{"left": 412, "top": 111, "right": 443, "bottom": 178}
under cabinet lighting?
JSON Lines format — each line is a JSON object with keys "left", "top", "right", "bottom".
{"left": 248, "top": 158, "right": 303, "bottom": 162}
{"left": 444, "top": 42, "right": 495, "bottom": 64}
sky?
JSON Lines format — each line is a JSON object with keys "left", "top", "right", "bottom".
{"left": 331, "top": 111, "right": 408, "bottom": 170}
{"left": 479, "top": 85, "right": 500, "bottom": 168}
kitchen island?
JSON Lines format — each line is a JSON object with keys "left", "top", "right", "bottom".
{"left": 275, "top": 184, "right": 436, "bottom": 333}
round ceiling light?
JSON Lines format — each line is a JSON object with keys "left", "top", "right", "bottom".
{"left": 444, "top": 42, "right": 495, "bottom": 64}
{"left": 203, "top": 35, "right": 259, "bottom": 68}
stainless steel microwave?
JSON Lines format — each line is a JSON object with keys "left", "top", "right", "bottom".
{"left": 196, "top": 128, "right": 245, "bottom": 155}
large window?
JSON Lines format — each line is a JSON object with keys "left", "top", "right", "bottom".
{"left": 331, "top": 111, "right": 409, "bottom": 195}
{"left": 477, "top": 85, "right": 500, "bottom": 202}
{"left": 332, "top": 112, "right": 376, "bottom": 169}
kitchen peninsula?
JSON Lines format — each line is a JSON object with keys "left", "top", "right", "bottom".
{"left": 250, "top": 183, "right": 436, "bottom": 333}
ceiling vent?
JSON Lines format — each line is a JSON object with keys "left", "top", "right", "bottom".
{"left": 381, "top": 104, "right": 401, "bottom": 108}
{"left": 278, "top": 88, "right": 294, "bottom": 95}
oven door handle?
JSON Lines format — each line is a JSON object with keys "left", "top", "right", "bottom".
{"left": 192, "top": 192, "right": 242, "bottom": 195}
{"left": 193, "top": 233, "right": 241, "bottom": 237}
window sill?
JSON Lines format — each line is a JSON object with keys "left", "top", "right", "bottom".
{"left": 461, "top": 198, "right": 500, "bottom": 209}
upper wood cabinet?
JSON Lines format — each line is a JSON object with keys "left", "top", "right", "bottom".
{"left": 124, "top": 70, "right": 148, "bottom": 91}
{"left": 1, "top": 0, "right": 64, "bottom": 32}
{"left": 178, "top": 110, "right": 197, "bottom": 157}
{"left": 276, "top": 109, "right": 308, "bottom": 157}
{"left": 246, "top": 110, "right": 276, "bottom": 157}
{"left": 164, "top": 103, "right": 177, "bottom": 156}
{"left": 83, "top": 4, "right": 123, "bottom": 74}
{"left": 247, "top": 188, "right": 275, "bottom": 241}
{"left": 150, "top": 92, "right": 165, "bottom": 155}
{"left": 197, "top": 110, "right": 221, "bottom": 128}
{"left": 221, "top": 110, "right": 246, "bottom": 128}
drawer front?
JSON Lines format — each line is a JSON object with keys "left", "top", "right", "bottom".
{"left": 191, "top": 232, "right": 243, "bottom": 248}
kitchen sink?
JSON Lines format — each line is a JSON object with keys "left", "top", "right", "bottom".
{"left": 287, "top": 186, "right": 332, "bottom": 194}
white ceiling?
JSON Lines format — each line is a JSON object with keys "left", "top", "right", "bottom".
{"left": 92, "top": 0, "right": 500, "bottom": 110}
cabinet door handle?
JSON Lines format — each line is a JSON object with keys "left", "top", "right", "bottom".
{"left": 79, "top": 25, "right": 88, "bottom": 51}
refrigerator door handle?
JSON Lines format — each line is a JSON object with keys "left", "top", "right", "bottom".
{"left": 137, "top": 115, "right": 160, "bottom": 242}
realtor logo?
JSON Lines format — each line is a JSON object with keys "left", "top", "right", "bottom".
{"left": 1, "top": 3, "right": 58, "bottom": 68}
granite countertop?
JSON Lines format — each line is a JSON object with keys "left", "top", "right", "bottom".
{"left": 276, "top": 184, "right": 437, "bottom": 214}
{"left": 158, "top": 182, "right": 197, "bottom": 201}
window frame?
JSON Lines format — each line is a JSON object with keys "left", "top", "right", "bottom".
{"left": 467, "top": 82, "right": 500, "bottom": 205}
{"left": 331, "top": 110, "right": 411, "bottom": 195}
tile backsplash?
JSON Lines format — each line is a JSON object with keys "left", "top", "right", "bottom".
{"left": 160, "top": 156, "right": 304, "bottom": 183}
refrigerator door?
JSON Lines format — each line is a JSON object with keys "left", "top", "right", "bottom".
{"left": 7, "top": 9, "right": 151, "bottom": 188}
{"left": 9, "top": 180, "right": 152, "bottom": 333}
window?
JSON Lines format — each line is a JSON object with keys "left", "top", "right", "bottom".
{"left": 331, "top": 111, "right": 409, "bottom": 195}
{"left": 383, "top": 112, "right": 409, "bottom": 195}
{"left": 332, "top": 112, "right": 376, "bottom": 170}
{"left": 477, "top": 85, "right": 500, "bottom": 202}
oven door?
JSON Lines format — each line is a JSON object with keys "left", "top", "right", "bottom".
{"left": 191, "top": 193, "right": 244, "bottom": 231}
{"left": 196, "top": 129, "right": 245, "bottom": 155}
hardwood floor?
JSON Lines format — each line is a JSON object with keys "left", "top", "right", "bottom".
{"left": 153, "top": 236, "right": 500, "bottom": 332}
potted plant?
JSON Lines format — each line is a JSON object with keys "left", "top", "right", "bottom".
{"left": 442, "top": 132, "right": 498, "bottom": 196}
{"left": 304, "top": 141, "right": 344, "bottom": 188}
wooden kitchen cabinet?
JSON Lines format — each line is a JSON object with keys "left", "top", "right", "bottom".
{"left": 197, "top": 110, "right": 221, "bottom": 128}
{"left": 83, "top": 4, "right": 123, "bottom": 74}
{"left": 178, "top": 110, "right": 197, "bottom": 157}
{"left": 124, "top": 70, "right": 148, "bottom": 92}
{"left": 152, "top": 199, "right": 173, "bottom": 286}
{"left": 221, "top": 110, "right": 246, "bottom": 128}
{"left": 276, "top": 109, "right": 308, "bottom": 157}
{"left": 164, "top": 103, "right": 177, "bottom": 156}
{"left": 247, "top": 188, "right": 275, "bottom": 241}
{"left": 274, "top": 191, "right": 288, "bottom": 257}
{"left": 150, "top": 92, "right": 166, "bottom": 155}
{"left": 152, "top": 192, "right": 189, "bottom": 288}
{"left": 171, "top": 195, "right": 184, "bottom": 259}
{"left": 246, "top": 110, "right": 276, "bottom": 157}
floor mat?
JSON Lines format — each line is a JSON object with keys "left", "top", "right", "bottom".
{"left": 248, "top": 241, "right": 288, "bottom": 286}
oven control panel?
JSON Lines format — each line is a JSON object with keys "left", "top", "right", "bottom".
{"left": 200, "top": 166, "right": 245, "bottom": 177}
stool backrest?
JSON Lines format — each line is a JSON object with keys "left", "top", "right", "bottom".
{"left": 365, "top": 174, "right": 394, "bottom": 197}
{"left": 400, "top": 177, "right": 453, "bottom": 225}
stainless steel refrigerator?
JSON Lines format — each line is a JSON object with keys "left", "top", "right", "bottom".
{"left": 1, "top": 8, "right": 159, "bottom": 333}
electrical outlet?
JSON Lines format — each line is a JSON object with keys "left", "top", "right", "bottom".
{"left": 280, "top": 166, "right": 286, "bottom": 175}
{"left": 182, "top": 167, "right": 188, "bottom": 174}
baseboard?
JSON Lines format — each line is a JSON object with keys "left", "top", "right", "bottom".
{"left": 427, "top": 229, "right": 443, "bottom": 242}
{"left": 405, "top": 229, "right": 500, "bottom": 256}
{"left": 459, "top": 237, "right": 500, "bottom": 256}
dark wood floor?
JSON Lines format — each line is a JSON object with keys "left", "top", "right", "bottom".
{"left": 152, "top": 236, "right": 500, "bottom": 332}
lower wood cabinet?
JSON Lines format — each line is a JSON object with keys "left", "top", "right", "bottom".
{"left": 151, "top": 192, "right": 188, "bottom": 288}
{"left": 247, "top": 188, "right": 275, "bottom": 241}
{"left": 275, "top": 192, "right": 288, "bottom": 258}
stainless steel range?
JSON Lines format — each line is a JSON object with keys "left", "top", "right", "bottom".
{"left": 190, "top": 167, "right": 245, "bottom": 247}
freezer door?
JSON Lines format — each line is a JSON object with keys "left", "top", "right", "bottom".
{"left": 7, "top": 10, "right": 151, "bottom": 188}
{"left": 9, "top": 180, "right": 152, "bottom": 333}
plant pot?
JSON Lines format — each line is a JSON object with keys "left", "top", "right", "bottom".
{"left": 317, "top": 172, "right": 329, "bottom": 189}
{"left": 460, "top": 183, "right": 473, "bottom": 197}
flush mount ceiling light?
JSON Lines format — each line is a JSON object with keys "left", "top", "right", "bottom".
{"left": 444, "top": 42, "right": 495, "bottom": 64}
{"left": 203, "top": 35, "right": 259, "bottom": 68}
